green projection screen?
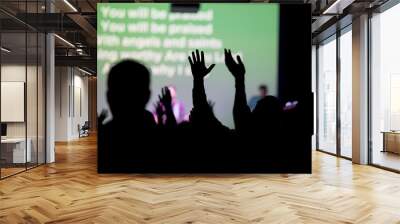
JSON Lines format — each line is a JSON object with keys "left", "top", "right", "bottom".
{"left": 97, "top": 3, "right": 279, "bottom": 128}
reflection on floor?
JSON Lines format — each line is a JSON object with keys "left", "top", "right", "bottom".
{"left": 0, "top": 136, "right": 400, "bottom": 223}
{"left": 0, "top": 167, "right": 25, "bottom": 178}
{"left": 373, "top": 150, "right": 400, "bottom": 171}
{"left": 0, "top": 163, "right": 42, "bottom": 178}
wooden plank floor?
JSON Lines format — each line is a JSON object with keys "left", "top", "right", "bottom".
{"left": 1, "top": 135, "right": 400, "bottom": 223}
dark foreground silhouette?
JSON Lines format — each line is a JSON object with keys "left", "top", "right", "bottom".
{"left": 98, "top": 49, "right": 309, "bottom": 173}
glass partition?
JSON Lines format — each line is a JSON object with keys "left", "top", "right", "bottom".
{"left": 0, "top": 1, "right": 46, "bottom": 179}
{"left": 1, "top": 30, "right": 28, "bottom": 177}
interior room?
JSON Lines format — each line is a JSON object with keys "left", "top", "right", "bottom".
{"left": 0, "top": 0, "right": 400, "bottom": 223}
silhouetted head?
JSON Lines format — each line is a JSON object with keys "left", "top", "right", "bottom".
{"left": 107, "top": 60, "right": 151, "bottom": 119}
{"left": 252, "top": 96, "right": 282, "bottom": 130}
{"left": 259, "top": 85, "right": 268, "bottom": 97}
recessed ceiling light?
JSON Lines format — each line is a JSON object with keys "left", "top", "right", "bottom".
{"left": 322, "top": 0, "right": 356, "bottom": 15}
{"left": 323, "top": 0, "right": 344, "bottom": 15}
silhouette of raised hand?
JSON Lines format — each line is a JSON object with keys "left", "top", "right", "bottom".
{"left": 159, "top": 87, "right": 172, "bottom": 109}
{"left": 158, "top": 86, "right": 177, "bottom": 127}
{"left": 154, "top": 101, "right": 164, "bottom": 125}
{"left": 188, "top": 49, "right": 215, "bottom": 80}
{"left": 224, "top": 49, "right": 245, "bottom": 80}
{"left": 155, "top": 102, "right": 164, "bottom": 115}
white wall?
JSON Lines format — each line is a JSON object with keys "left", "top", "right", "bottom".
{"left": 1, "top": 65, "right": 38, "bottom": 138}
{"left": 71, "top": 73, "right": 89, "bottom": 138}
{"left": 55, "top": 67, "right": 89, "bottom": 141}
{"left": 55, "top": 66, "right": 70, "bottom": 141}
{"left": 1, "top": 82, "right": 25, "bottom": 122}
{"left": 1, "top": 66, "right": 26, "bottom": 138}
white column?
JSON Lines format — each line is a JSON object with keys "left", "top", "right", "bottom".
{"left": 46, "top": 0, "right": 55, "bottom": 163}
{"left": 352, "top": 14, "right": 369, "bottom": 164}
{"left": 46, "top": 33, "right": 55, "bottom": 163}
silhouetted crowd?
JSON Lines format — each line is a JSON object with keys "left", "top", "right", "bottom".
{"left": 98, "top": 49, "right": 308, "bottom": 173}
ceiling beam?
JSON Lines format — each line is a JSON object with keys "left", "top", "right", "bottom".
{"left": 55, "top": 55, "right": 96, "bottom": 72}
{"left": 67, "top": 13, "right": 97, "bottom": 46}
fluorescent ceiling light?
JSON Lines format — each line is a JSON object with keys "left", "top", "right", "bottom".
{"left": 1, "top": 47, "right": 11, "bottom": 53}
{"left": 63, "top": 0, "right": 78, "bottom": 12}
{"left": 322, "top": 0, "right": 355, "bottom": 15}
{"left": 78, "top": 67, "right": 93, "bottom": 76}
{"left": 54, "top": 34, "right": 75, "bottom": 48}
{"left": 323, "top": 0, "right": 344, "bottom": 15}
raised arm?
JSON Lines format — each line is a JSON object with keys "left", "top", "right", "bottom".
{"left": 188, "top": 49, "right": 215, "bottom": 110}
{"left": 154, "top": 102, "right": 164, "bottom": 127}
{"left": 159, "top": 87, "right": 177, "bottom": 128}
{"left": 224, "top": 49, "right": 251, "bottom": 132}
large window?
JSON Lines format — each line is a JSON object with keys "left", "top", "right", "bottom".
{"left": 339, "top": 28, "right": 352, "bottom": 158}
{"left": 371, "top": 3, "right": 400, "bottom": 171}
{"left": 316, "top": 27, "right": 353, "bottom": 159}
{"left": 317, "top": 36, "right": 337, "bottom": 154}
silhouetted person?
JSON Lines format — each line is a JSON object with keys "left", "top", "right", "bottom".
{"left": 249, "top": 84, "right": 268, "bottom": 111}
{"left": 98, "top": 60, "right": 157, "bottom": 172}
{"left": 225, "top": 49, "right": 286, "bottom": 170}
{"left": 224, "top": 49, "right": 250, "bottom": 134}
{"left": 224, "top": 49, "right": 283, "bottom": 134}
{"left": 185, "top": 50, "right": 240, "bottom": 170}
{"left": 252, "top": 95, "right": 283, "bottom": 135}
{"left": 107, "top": 60, "right": 155, "bottom": 128}
{"left": 98, "top": 49, "right": 294, "bottom": 173}
{"left": 188, "top": 49, "right": 230, "bottom": 132}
